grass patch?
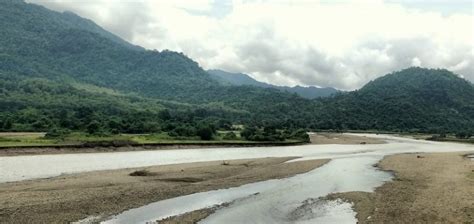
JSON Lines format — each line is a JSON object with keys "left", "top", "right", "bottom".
{"left": 0, "top": 131, "right": 307, "bottom": 148}
{"left": 0, "top": 133, "right": 58, "bottom": 147}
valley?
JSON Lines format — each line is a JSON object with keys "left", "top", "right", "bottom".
{"left": 0, "top": 1, "right": 473, "bottom": 224}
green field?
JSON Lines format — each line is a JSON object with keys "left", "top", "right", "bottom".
{"left": 0, "top": 131, "right": 304, "bottom": 148}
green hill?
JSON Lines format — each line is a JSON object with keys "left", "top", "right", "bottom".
{"left": 1, "top": 0, "right": 473, "bottom": 135}
{"left": 0, "top": 0, "right": 318, "bottom": 133}
{"left": 314, "top": 68, "right": 474, "bottom": 132}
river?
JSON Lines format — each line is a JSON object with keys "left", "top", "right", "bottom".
{"left": 1, "top": 134, "right": 473, "bottom": 223}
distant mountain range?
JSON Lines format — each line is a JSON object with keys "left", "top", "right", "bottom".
{"left": 1, "top": 0, "right": 473, "bottom": 134}
{"left": 207, "top": 70, "right": 339, "bottom": 99}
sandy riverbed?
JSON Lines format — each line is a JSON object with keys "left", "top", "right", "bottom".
{"left": 309, "top": 132, "right": 386, "bottom": 145}
{"left": 328, "top": 152, "right": 474, "bottom": 223}
{"left": 0, "top": 157, "right": 328, "bottom": 223}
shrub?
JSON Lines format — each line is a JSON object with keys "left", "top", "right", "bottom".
{"left": 45, "top": 128, "right": 70, "bottom": 138}
{"left": 129, "top": 169, "right": 154, "bottom": 176}
{"left": 197, "top": 125, "right": 214, "bottom": 140}
{"left": 223, "top": 132, "right": 237, "bottom": 140}
{"left": 455, "top": 132, "right": 472, "bottom": 139}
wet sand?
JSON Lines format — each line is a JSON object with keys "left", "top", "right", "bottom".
{"left": 309, "top": 132, "right": 386, "bottom": 145}
{"left": 0, "top": 157, "right": 329, "bottom": 223}
{"left": 328, "top": 152, "right": 474, "bottom": 223}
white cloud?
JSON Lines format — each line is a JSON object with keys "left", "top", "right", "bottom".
{"left": 28, "top": 0, "right": 474, "bottom": 90}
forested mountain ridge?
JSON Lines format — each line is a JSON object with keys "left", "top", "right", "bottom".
{"left": 314, "top": 68, "right": 474, "bottom": 132}
{"left": 207, "top": 69, "right": 339, "bottom": 99}
{"left": 1, "top": 0, "right": 473, "bottom": 135}
{"left": 0, "top": 0, "right": 317, "bottom": 132}
{"left": 0, "top": 0, "right": 217, "bottom": 101}
{"left": 0, "top": 0, "right": 317, "bottom": 107}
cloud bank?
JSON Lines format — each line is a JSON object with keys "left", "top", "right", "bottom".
{"left": 28, "top": 0, "right": 473, "bottom": 90}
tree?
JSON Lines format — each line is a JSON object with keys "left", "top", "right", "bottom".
{"left": 292, "top": 129, "right": 310, "bottom": 143}
{"left": 86, "top": 120, "right": 101, "bottom": 135}
{"left": 241, "top": 126, "right": 257, "bottom": 140}
{"left": 223, "top": 131, "right": 237, "bottom": 140}
{"left": 197, "top": 125, "right": 214, "bottom": 140}
{"left": 455, "top": 132, "right": 472, "bottom": 139}
{"left": 158, "top": 109, "right": 171, "bottom": 120}
{"left": 2, "top": 118, "right": 13, "bottom": 130}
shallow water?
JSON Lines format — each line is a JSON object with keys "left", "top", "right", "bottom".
{"left": 99, "top": 135, "right": 473, "bottom": 224}
{"left": 1, "top": 135, "right": 472, "bottom": 223}
{"left": 0, "top": 134, "right": 466, "bottom": 183}
{"left": 103, "top": 156, "right": 389, "bottom": 224}
{"left": 0, "top": 139, "right": 376, "bottom": 183}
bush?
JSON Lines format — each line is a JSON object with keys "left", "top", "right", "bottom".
{"left": 86, "top": 120, "right": 102, "bottom": 135}
{"left": 129, "top": 169, "right": 155, "bottom": 176}
{"left": 173, "top": 125, "right": 196, "bottom": 137}
{"left": 455, "top": 132, "right": 472, "bottom": 139}
{"left": 291, "top": 129, "right": 310, "bottom": 143}
{"left": 241, "top": 126, "right": 286, "bottom": 142}
{"left": 223, "top": 132, "right": 237, "bottom": 140}
{"left": 45, "top": 128, "right": 70, "bottom": 138}
{"left": 197, "top": 125, "right": 214, "bottom": 140}
{"left": 241, "top": 126, "right": 257, "bottom": 140}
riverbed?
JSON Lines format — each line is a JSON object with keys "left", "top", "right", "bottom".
{"left": 1, "top": 134, "right": 473, "bottom": 223}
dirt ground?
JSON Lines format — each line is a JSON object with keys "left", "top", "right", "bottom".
{"left": 328, "top": 152, "right": 474, "bottom": 224}
{"left": 309, "top": 132, "right": 386, "bottom": 144}
{"left": 0, "top": 157, "right": 329, "bottom": 224}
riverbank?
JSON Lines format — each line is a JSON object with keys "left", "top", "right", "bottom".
{"left": 0, "top": 157, "right": 329, "bottom": 223}
{"left": 0, "top": 132, "right": 384, "bottom": 156}
{"left": 0, "top": 140, "right": 306, "bottom": 156}
{"left": 327, "top": 152, "right": 474, "bottom": 223}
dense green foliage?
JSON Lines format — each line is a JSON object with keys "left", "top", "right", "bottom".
{"left": 314, "top": 68, "right": 474, "bottom": 133}
{"left": 1, "top": 0, "right": 473, "bottom": 138}
{"left": 241, "top": 126, "right": 310, "bottom": 142}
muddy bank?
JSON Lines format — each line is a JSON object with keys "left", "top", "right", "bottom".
{"left": 0, "top": 157, "right": 329, "bottom": 223}
{"left": 309, "top": 132, "right": 386, "bottom": 145}
{"left": 327, "top": 152, "right": 474, "bottom": 223}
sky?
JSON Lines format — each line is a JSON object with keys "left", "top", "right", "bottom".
{"left": 27, "top": 0, "right": 474, "bottom": 90}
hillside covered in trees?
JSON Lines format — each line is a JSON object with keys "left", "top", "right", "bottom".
{"left": 1, "top": 0, "right": 473, "bottom": 137}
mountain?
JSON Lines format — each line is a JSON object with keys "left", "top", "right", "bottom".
{"left": 0, "top": 0, "right": 217, "bottom": 102}
{"left": 313, "top": 67, "right": 474, "bottom": 132}
{"left": 1, "top": 1, "right": 473, "bottom": 134}
{"left": 0, "top": 0, "right": 318, "bottom": 132}
{"left": 207, "top": 69, "right": 339, "bottom": 99}
{"left": 0, "top": 0, "right": 318, "bottom": 106}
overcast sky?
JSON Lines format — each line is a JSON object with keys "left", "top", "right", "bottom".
{"left": 28, "top": 0, "right": 473, "bottom": 90}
